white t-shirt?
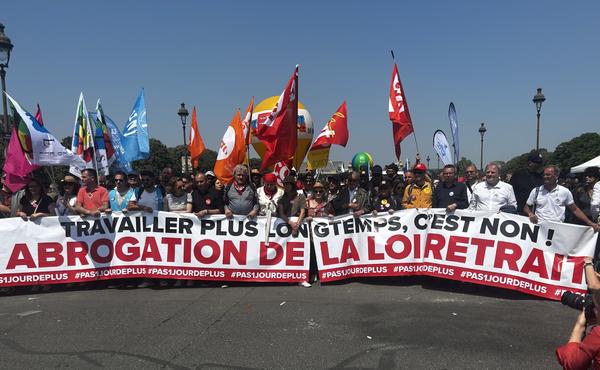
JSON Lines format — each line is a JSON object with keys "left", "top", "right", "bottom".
{"left": 469, "top": 180, "right": 517, "bottom": 211}
{"left": 526, "top": 184, "right": 574, "bottom": 222}
{"left": 137, "top": 187, "right": 162, "bottom": 211}
{"left": 591, "top": 182, "right": 600, "bottom": 221}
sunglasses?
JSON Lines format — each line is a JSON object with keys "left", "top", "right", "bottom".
{"left": 114, "top": 179, "right": 125, "bottom": 183}
{"left": 141, "top": 178, "right": 152, "bottom": 182}
{"left": 315, "top": 189, "right": 325, "bottom": 193}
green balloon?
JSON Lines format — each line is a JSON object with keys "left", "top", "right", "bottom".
{"left": 352, "top": 152, "right": 373, "bottom": 171}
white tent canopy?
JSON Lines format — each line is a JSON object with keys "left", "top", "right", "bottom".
{"left": 571, "top": 155, "right": 600, "bottom": 173}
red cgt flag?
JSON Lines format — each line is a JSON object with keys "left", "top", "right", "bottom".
{"left": 389, "top": 63, "right": 414, "bottom": 160}
{"left": 255, "top": 66, "right": 298, "bottom": 171}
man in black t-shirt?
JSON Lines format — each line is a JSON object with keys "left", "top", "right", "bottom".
{"left": 191, "top": 172, "right": 223, "bottom": 217}
{"left": 509, "top": 152, "right": 544, "bottom": 215}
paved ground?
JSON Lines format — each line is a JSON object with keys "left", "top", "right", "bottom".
{"left": 0, "top": 277, "right": 577, "bottom": 369}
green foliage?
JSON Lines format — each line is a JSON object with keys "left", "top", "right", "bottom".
{"left": 503, "top": 149, "right": 551, "bottom": 175}
{"left": 133, "top": 138, "right": 176, "bottom": 174}
{"left": 551, "top": 133, "right": 600, "bottom": 172}
{"left": 456, "top": 157, "right": 475, "bottom": 176}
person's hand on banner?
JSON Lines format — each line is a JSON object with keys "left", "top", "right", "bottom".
{"left": 527, "top": 213, "right": 539, "bottom": 224}
{"left": 247, "top": 209, "right": 257, "bottom": 219}
{"left": 195, "top": 209, "right": 208, "bottom": 218}
{"left": 225, "top": 209, "right": 233, "bottom": 218}
{"left": 446, "top": 204, "right": 457, "bottom": 213}
{"left": 104, "top": 208, "right": 112, "bottom": 214}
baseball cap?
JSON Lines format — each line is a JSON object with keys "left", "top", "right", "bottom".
{"left": 527, "top": 152, "right": 543, "bottom": 164}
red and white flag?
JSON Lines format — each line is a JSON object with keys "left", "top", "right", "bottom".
{"left": 307, "top": 101, "right": 349, "bottom": 170}
{"left": 389, "top": 63, "right": 414, "bottom": 160}
{"left": 255, "top": 66, "right": 298, "bottom": 171}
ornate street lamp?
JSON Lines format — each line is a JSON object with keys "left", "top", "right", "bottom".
{"left": 177, "top": 103, "right": 190, "bottom": 174}
{"left": 0, "top": 23, "right": 14, "bottom": 140}
{"left": 532, "top": 88, "right": 546, "bottom": 151}
{"left": 478, "top": 122, "right": 487, "bottom": 170}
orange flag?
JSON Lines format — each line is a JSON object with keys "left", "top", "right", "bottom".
{"left": 189, "top": 106, "right": 206, "bottom": 169}
{"left": 214, "top": 110, "right": 246, "bottom": 184}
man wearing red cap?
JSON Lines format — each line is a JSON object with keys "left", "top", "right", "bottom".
{"left": 402, "top": 163, "right": 433, "bottom": 209}
{"left": 257, "top": 173, "right": 284, "bottom": 216}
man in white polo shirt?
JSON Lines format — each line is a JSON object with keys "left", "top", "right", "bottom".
{"left": 469, "top": 163, "right": 517, "bottom": 212}
{"left": 524, "top": 165, "right": 599, "bottom": 231}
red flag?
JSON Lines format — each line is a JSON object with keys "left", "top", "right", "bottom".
{"left": 389, "top": 63, "right": 414, "bottom": 160}
{"left": 242, "top": 97, "right": 254, "bottom": 146}
{"left": 1, "top": 104, "right": 45, "bottom": 192}
{"left": 189, "top": 106, "right": 206, "bottom": 169}
{"left": 213, "top": 110, "right": 246, "bottom": 184}
{"left": 255, "top": 66, "right": 298, "bottom": 171}
{"left": 310, "top": 101, "right": 348, "bottom": 150}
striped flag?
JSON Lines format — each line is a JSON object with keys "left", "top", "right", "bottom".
{"left": 70, "top": 93, "right": 95, "bottom": 177}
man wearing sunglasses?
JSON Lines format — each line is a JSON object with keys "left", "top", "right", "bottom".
{"left": 106, "top": 171, "right": 139, "bottom": 213}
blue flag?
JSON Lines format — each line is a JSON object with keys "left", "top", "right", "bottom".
{"left": 448, "top": 102, "right": 459, "bottom": 164}
{"left": 121, "top": 89, "right": 149, "bottom": 162}
{"left": 90, "top": 111, "right": 133, "bottom": 173}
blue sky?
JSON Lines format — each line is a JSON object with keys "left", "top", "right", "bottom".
{"left": 2, "top": 1, "right": 599, "bottom": 168}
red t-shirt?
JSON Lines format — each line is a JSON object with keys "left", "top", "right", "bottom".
{"left": 556, "top": 326, "right": 600, "bottom": 370}
{"left": 76, "top": 186, "right": 109, "bottom": 211}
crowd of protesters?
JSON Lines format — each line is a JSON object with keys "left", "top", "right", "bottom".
{"left": 3, "top": 156, "right": 600, "bottom": 367}
{"left": 1, "top": 153, "right": 600, "bottom": 287}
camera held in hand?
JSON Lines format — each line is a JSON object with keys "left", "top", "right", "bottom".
{"left": 561, "top": 291, "right": 596, "bottom": 322}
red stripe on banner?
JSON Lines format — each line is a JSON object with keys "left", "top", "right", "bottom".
{"left": 0, "top": 266, "right": 308, "bottom": 287}
{"left": 318, "top": 262, "right": 585, "bottom": 300}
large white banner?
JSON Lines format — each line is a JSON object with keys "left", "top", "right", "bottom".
{"left": 312, "top": 209, "right": 598, "bottom": 300}
{"left": 0, "top": 212, "right": 310, "bottom": 286}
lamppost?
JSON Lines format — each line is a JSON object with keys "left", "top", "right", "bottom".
{"left": 478, "top": 122, "right": 487, "bottom": 170}
{"left": 532, "top": 88, "right": 546, "bottom": 151}
{"left": 177, "top": 103, "right": 189, "bottom": 174}
{"left": 0, "top": 23, "right": 14, "bottom": 141}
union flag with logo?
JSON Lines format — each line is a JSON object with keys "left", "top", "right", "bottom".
{"left": 389, "top": 63, "right": 414, "bottom": 160}
{"left": 307, "top": 101, "right": 348, "bottom": 170}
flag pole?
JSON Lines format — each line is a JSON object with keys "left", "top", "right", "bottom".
{"left": 390, "top": 50, "right": 420, "bottom": 162}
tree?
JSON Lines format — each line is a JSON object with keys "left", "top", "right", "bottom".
{"left": 551, "top": 133, "right": 600, "bottom": 172}
{"left": 503, "top": 149, "right": 552, "bottom": 175}
{"left": 456, "top": 157, "right": 475, "bottom": 176}
{"left": 133, "top": 138, "right": 177, "bottom": 174}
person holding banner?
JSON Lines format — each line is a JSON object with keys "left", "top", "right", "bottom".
{"left": 327, "top": 174, "right": 350, "bottom": 216}
{"left": 164, "top": 178, "right": 193, "bottom": 213}
{"left": 524, "top": 166, "right": 599, "bottom": 231}
{"left": 191, "top": 172, "right": 223, "bottom": 217}
{"left": 106, "top": 171, "right": 138, "bottom": 213}
{"left": 469, "top": 163, "right": 517, "bottom": 212}
{"left": 402, "top": 163, "right": 432, "bottom": 209}
{"left": 432, "top": 164, "right": 469, "bottom": 212}
{"left": 55, "top": 175, "right": 80, "bottom": 216}
{"left": 257, "top": 173, "right": 283, "bottom": 216}
{"left": 306, "top": 181, "right": 332, "bottom": 218}
{"left": 277, "top": 176, "right": 306, "bottom": 237}
{"left": 74, "top": 169, "right": 109, "bottom": 217}
{"left": 16, "top": 177, "right": 56, "bottom": 220}
{"left": 136, "top": 170, "right": 164, "bottom": 213}
{"left": 371, "top": 178, "right": 401, "bottom": 215}
{"left": 555, "top": 290, "right": 600, "bottom": 369}
{"left": 464, "top": 164, "right": 480, "bottom": 201}
{"left": 224, "top": 165, "right": 258, "bottom": 218}
{"left": 347, "top": 171, "right": 370, "bottom": 217}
